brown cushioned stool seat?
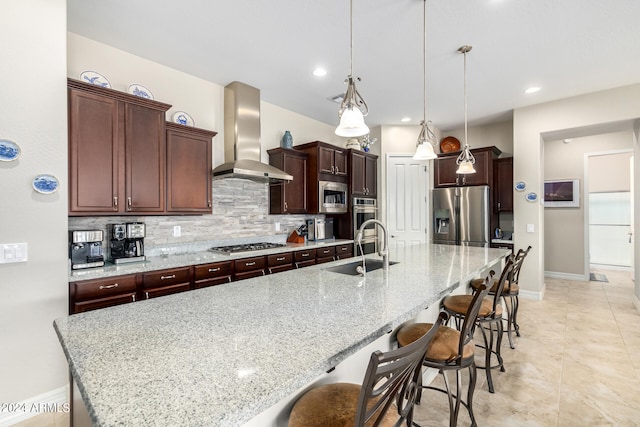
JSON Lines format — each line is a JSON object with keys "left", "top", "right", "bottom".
{"left": 443, "top": 295, "right": 503, "bottom": 319}
{"left": 396, "top": 322, "right": 474, "bottom": 362}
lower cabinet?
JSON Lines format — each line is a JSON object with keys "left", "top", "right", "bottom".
{"left": 267, "top": 253, "right": 294, "bottom": 274}
{"left": 234, "top": 256, "right": 267, "bottom": 281}
{"left": 294, "top": 249, "right": 316, "bottom": 268}
{"left": 69, "top": 274, "right": 138, "bottom": 314}
{"left": 194, "top": 261, "right": 233, "bottom": 289}
{"left": 142, "top": 267, "right": 192, "bottom": 299}
{"left": 335, "top": 243, "right": 354, "bottom": 259}
{"left": 316, "top": 246, "right": 336, "bottom": 264}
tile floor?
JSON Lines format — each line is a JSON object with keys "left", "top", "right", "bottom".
{"left": 13, "top": 270, "right": 640, "bottom": 426}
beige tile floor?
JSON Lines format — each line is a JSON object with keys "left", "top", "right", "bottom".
{"left": 13, "top": 270, "right": 640, "bottom": 426}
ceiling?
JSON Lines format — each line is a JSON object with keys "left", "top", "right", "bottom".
{"left": 67, "top": 0, "right": 640, "bottom": 132}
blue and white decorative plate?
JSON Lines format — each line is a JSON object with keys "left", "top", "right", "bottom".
{"left": 127, "top": 84, "right": 154, "bottom": 100}
{"left": 0, "top": 139, "right": 21, "bottom": 162}
{"left": 172, "top": 111, "right": 195, "bottom": 127}
{"left": 526, "top": 192, "right": 537, "bottom": 202}
{"left": 80, "top": 71, "right": 111, "bottom": 88}
{"left": 514, "top": 181, "right": 526, "bottom": 192}
{"left": 32, "top": 174, "right": 59, "bottom": 194}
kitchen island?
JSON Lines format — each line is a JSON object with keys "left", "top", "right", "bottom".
{"left": 54, "top": 243, "right": 508, "bottom": 426}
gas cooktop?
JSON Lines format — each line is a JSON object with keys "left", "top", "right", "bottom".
{"left": 208, "top": 242, "right": 287, "bottom": 255}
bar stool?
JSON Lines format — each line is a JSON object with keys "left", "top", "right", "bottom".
{"left": 442, "top": 256, "right": 515, "bottom": 394}
{"left": 396, "top": 281, "right": 491, "bottom": 427}
{"left": 289, "top": 312, "right": 448, "bottom": 427}
{"left": 470, "top": 246, "right": 531, "bottom": 349}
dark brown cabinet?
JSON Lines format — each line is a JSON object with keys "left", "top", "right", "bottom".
{"left": 69, "top": 274, "right": 138, "bottom": 314}
{"left": 334, "top": 243, "right": 354, "bottom": 259}
{"left": 166, "top": 123, "right": 216, "bottom": 214}
{"left": 315, "top": 246, "right": 336, "bottom": 264}
{"left": 194, "top": 261, "right": 233, "bottom": 289}
{"left": 294, "top": 249, "right": 317, "bottom": 268}
{"left": 142, "top": 267, "right": 192, "bottom": 299}
{"left": 434, "top": 146, "right": 501, "bottom": 188}
{"left": 295, "top": 141, "right": 348, "bottom": 182}
{"left": 234, "top": 256, "right": 267, "bottom": 280}
{"left": 267, "top": 252, "right": 294, "bottom": 274}
{"left": 268, "top": 148, "right": 308, "bottom": 214}
{"left": 350, "top": 151, "right": 377, "bottom": 197}
{"left": 494, "top": 157, "right": 513, "bottom": 212}
{"left": 68, "top": 79, "right": 170, "bottom": 216}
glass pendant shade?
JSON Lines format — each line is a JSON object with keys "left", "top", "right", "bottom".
{"left": 413, "top": 142, "right": 437, "bottom": 160}
{"left": 335, "top": 106, "right": 369, "bottom": 137}
{"left": 456, "top": 158, "right": 476, "bottom": 174}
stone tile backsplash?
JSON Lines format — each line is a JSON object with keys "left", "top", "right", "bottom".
{"left": 69, "top": 178, "right": 322, "bottom": 255}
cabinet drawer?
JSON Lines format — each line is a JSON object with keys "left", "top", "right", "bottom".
{"left": 268, "top": 264, "right": 293, "bottom": 274}
{"left": 267, "top": 252, "right": 293, "bottom": 267}
{"left": 194, "top": 261, "right": 233, "bottom": 281}
{"left": 295, "top": 259, "right": 316, "bottom": 269}
{"left": 143, "top": 283, "right": 191, "bottom": 299}
{"left": 316, "top": 256, "right": 335, "bottom": 265}
{"left": 142, "top": 267, "right": 192, "bottom": 289}
{"left": 335, "top": 244, "right": 353, "bottom": 259}
{"left": 73, "top": 293, "right": 137, "bottom": 314}
{"left": 71, "top": 275, "right": 137, "bottom": 302}
{"left": 294, "top": 249, "right": 316, "bottom": 262}
{"left": 235, "top": 269, "right": 266, "bottom": 281}
{"left": 316, "top": 246, "right": 336, "bottom": 258}
{"left": 234, "top": 256, "right": 267, "bottom": 274}
{"left": 194, "top": 276, "right": 232, "bottom": 289}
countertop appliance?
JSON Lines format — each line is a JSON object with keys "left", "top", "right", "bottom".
{"left": 110, "top": 222, "right": 146, "bottom": 264}
{"left": 432, "top": 185, "right": 490, "bottom": 247}
{"left": 306, "top": 218, "right": 334, "bottom": 241}
{"left": 69, "top": 230, "right": 105, "bottom": 270}
{"left": 318, "top": 181, "right": 348, "bottom": 213}
{"left": 209, "top": 242, "right": 287, "bottom": 254}
{"left": 353, "top": 197, "right": 377, "bottom": 255}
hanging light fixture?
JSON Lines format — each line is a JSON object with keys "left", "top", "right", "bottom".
{"left": 413, "top": 0, "right": 437, "bottom": 161}
{"left": 335, "top": 0, "right": 369, "bottom": 137}
{"left": 456, "top": 45, "right": 476, "bottom": 174}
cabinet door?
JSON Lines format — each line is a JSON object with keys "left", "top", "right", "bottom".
{"left": 351, "top": 152, "right": 366, "bottom": 196}
{"left": 68, "top": 88, "right": 121, "bottom": 214}
{"left": 125, "top": 103, "right": 165, "bottom": 213}
{"left": 364, "top": 155, "right": 377, "bottom": 197}
{"left": 166, "top": 125, "right": 213, "bottom": 213}
{"left": 434, "top": 156, "right": 460, "bottom": 187}
{"left": 319, "top": 146, "right": 335, "bottom": 174}
{"left": 459, "top": 151, "right": 491, "bottom": 186}
{"left": 495, "top": 157, "right": 513, "bottom": 212}
{"left": 334, "top": 149, "right": 348, "bottom": 176}
{"left": 69, "top": 274, "right": 138, "bottom": 314}
{"left": 283, "top": 153, "right": 307, "bottom": 213}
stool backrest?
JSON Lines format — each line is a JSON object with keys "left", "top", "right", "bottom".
{"left": 457, "top": 280, "right": 491, "bottom": 362}
{"left": 510, "top": 245, "right": 531, "bottom": 286}
{"left": 356, "top": 312, "right": 449, "bottom": 426}
{"left": 489, "top": 255, "right": 516, "bottom": 316}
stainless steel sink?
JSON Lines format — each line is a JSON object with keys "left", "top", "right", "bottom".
{"left": 325, "top": 259, "right": 399, "bottom": 276}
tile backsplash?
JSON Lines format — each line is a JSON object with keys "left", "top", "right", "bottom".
{"left": 69, "top": 178, "right": 322, "bottom": 254}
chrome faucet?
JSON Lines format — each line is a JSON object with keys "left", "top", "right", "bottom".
{"left": 355, "top": 219, "right": 389, "bottom": 271}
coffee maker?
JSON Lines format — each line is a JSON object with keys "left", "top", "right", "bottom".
{"left": 69, "top": 230, "right": 105, "bottom": 270}
{"left": 110, "top": 222, "right": 146, "bottom": 264}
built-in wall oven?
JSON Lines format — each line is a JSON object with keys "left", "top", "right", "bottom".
{"left": 353, "top": 197, "right": 377, "bottom": 255}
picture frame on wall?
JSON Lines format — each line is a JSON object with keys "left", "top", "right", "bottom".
{"left": 543, "top": 179, "right": 580, "bottom": 208}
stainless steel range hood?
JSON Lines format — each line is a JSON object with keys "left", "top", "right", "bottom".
{"left": 212, "top": 81, "right": 293, "bottom": 182}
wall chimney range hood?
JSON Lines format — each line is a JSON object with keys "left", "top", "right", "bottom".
{"left": 212, "top": 81, "right": 293, "bottom": 182}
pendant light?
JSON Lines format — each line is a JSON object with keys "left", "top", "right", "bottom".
{"left": 456, "top": 45, "right": 476, "bottom": 174}
{"left": 413, "top": 0, "right": 437, "bottom": 161}
{"left": 335, "top": 0, "right": 369, "bottom": 137}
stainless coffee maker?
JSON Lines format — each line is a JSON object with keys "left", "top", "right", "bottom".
{"left": 110, "top": 222, "right": 146, "bottom": 264}
{"left": 69, "top": 230, "right": 105, "bottom": 270}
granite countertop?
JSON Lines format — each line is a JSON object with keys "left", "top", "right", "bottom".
{"left": 68, "top": 239, "right": 354, "bottom": 282}
{"left": 54, "top": 243, "right": 508, "bottom": 427}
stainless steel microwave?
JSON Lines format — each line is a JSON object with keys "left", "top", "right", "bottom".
{"left": 318, "top": 181, "right": 348, "bottom": 213}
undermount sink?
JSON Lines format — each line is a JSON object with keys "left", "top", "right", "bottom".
{"left": 325, "top": 259, "right": 399, "bottom": 276}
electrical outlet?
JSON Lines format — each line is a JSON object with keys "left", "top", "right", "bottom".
{"left": 173, "top": 226, "right": 181, "bottom": 237}
{"left": 275, "top": 222, "right": 281, "bottom": 232}
{"left": 0, "top": 243, "right": 28, "bottom": 263}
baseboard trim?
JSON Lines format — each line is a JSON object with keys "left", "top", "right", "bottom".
{"left": 0, "top": 386, "right": 68, "bottom": 427}
{"left": 520, "top": 283, "right": 545, "bottom": 301}
{"left": 634, "top": 294, "right": 640, "bottom": 313}
{"left": 544, "top": 271, "right": 588, "bottom": 281}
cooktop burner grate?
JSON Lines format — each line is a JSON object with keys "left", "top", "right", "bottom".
{"left": 209, "top": 242, "right": 287, "bottom": 254}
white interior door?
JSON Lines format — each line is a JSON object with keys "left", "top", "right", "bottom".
{"left": 386, "top": 155, "right": 429, "bottom": 252}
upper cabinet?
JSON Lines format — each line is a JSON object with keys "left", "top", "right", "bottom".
{"left": 166, "top": 123, "right": 216, "bottom": 214}
{"left": 68, "top": 79, "right": 216, "bottom": 216}
{"left": 295, "top": 141, "right": 348, "bottom": 183}
{"left": 494, "top": 157, "right": 513, "bottom": 212}
{"left": 349, "top": 150, "right": 377, "bottom": 198}
{"left": 433, "top": 146, "right": 501, "bottom": 188}
{"left": 267, "top": 148, "right": 308, "bottom": 214}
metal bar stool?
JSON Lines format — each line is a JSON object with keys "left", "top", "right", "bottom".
{"left": 289, "top": 312, "right": 448, "bottom": 427}
{"left": 396, "top": 281, "right": 491, "bottom": 427}
{"left": 442, "top": 256, "right": 515, "bottom": 394}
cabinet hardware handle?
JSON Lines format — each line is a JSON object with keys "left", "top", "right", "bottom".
{"left": 261, "top": 270, "right": 266, "bottom": 276}
{"left": 113, "top": 196, "right": 118, "bottom": 210}
{"left": 335, "top": 166, "right": 339, "bottom": 174}
{"left": 246, "top": 261, "right": 256, "bottom": 266}
{"left": 208, "top": 200, "right": 212, "bottom": 208}
{"left": 208, "top": 267, "right": 220, "bottom": 272}
{"left": 284, "top": 201, "right": 288, "bottom": 210}
{"left": 268, "top": 268, "right": 273, "bottom": 274}
{"left": 132, "top": 294, "right": 136, "bottom": 302}
{"left": 144, "top": 291, "right": 150, "bottom": 299}
{"left": 227, "top": 277, "right": 232, "bottom": 283}
{"left": 127, "top": 197, "right": 132, "bottom": 211}
{"left": 276, "top": 257, "right": 285, "bottom": 261}
{"left": 301, "top": 253, "right": 309, "bottom": 257}
{"left": 322, "top": 249, "right": 330, "bottom": 254}
{"left": 160, "top": 275, "right": 176, "bottom": 280}
{"left": 341, "top": 247, "right": 347, "bottom": 251}
{"left": 99, "top": 283, "right": 118, "bottom": 290}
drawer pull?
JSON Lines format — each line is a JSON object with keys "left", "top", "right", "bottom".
{"left": 322, "top": 249, "right": 330, "bottom": 254}
{"left": 161, "top": 275, "right": 176, "bottom": 280}
{"left": 99, "top": 283, "right": 118, "bottom": 290}
{"left": 208, "top": 267, "right": 221, "bottom": 272}
{"left": 341, "top": 247, "right": 348, "bottom": 251}
{"left": 276, "top": 257, "right": 285, "bottom": 261}
{"left": 131, "top": 294, "right": 136, "bottom": 302}
{"left": 246, "top": 262, "right": 256, "bottom": 266}
{"left": 144, "top": 291, "right": 150, "bottom": 299}
{"left": 227, "top": 277, "right": 232, "bottom": 283}
{"left": 301, "top": 253, "right": 309, "bottom": 257}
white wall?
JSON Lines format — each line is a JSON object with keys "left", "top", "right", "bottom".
{"left": 513, "top": 84, "right": 640, "bottom": 300}
{"left": 0, "top": 0, "right": 69, "bottom": 410}
{"left": 443, "top": 120, "right": 514, "bottom": 157}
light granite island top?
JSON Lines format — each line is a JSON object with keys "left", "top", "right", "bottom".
{"left": 54, "top": 243, "right": 508, "bottom": 426}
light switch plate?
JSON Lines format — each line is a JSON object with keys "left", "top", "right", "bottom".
{"left": 526, "top": 224, "right": 535, "bottom": 233}
{"left": 0, "top": 243, "right": 28, "bottom": 263}
{"left": 173, "top": 226, "right": 181, "bottom": 237}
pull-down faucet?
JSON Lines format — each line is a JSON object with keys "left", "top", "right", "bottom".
{"left": 355, "top": 219, "right": 389, "bottom": 271}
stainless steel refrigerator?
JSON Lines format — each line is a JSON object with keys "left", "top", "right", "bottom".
{"left": 432, "top": 185, "right": 490, "bottom": 246}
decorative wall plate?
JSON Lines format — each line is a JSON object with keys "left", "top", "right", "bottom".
{"left": 32, "top": 174, "right": 59, "bottom": 194}
{"left": 172, "top": 111, "right": 195, "bottom": 127}
{"left": 440, "top": 136, "right": 461, "bottom": 153}
{"left": 80, "top": 71, "right": 111, "bottom": 88}
{"left": 127, "top": 84, "right": 154, "bottom": 100}
{"left": 514, "top": 181, "right": 526, "bottom": 192}
{"left": 526, "top": 192, "right": 537, "bottom": 202}
{"left": 0, "top": 139, "right": 21, "bottom": 162}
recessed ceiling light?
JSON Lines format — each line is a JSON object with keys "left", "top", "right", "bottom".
{"left": 400, "top": 117, "right": 411, "bottom": 123}
{"left": 313, "top": 67, "right": 327, "bottom": 77}
{"left": 525, "top": 86, "right": 541, "bottom": 94}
